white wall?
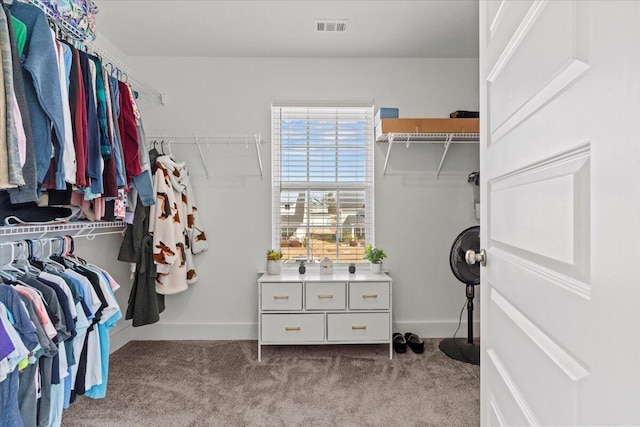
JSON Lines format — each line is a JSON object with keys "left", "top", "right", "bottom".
{"left": 96, "top": 56, "right": 480, "bottom": 342}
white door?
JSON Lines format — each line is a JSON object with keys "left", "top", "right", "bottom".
{"left": 479, "top": 1, "right": 640, "bottom": 425}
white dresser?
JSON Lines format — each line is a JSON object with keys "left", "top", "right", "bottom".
{"left": 258, "top": 271, "right": 393, "bottom": 360}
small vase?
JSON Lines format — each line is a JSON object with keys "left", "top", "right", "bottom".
{"left": 371, "top": 262, "right": 382, "bottom": 274}
{"left": 267, "top": 260, "right": 282, "bottom": 275}
{"left": 348, "top": 264, "right": 356, "bottom": 274}
{"left": 298, "top": 265, "right": 306, "bottom": 274}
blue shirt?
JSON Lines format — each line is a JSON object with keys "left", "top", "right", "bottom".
{"left": 84, "top": 271, "right": 121, "bottom": 399}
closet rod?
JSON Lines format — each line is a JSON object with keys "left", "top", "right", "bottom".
{"left": 85, "top": 41, "right": 166, "bottom": 105}
{"left": 146, "top": 134, "right": 264, "bottom": 143}
{"left": 23, "top": 0, "right": 165, "bottom": 105}
{"left": 147, "top": 134, "right": 265, "bottom": 178}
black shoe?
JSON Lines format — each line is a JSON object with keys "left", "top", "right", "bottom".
{"left": 393, "top": 333, "right": 407, "bottom": 353}
{"left": 404, "top": 332, "right": 424, "bottom": 354}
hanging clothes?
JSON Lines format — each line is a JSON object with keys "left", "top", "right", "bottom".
{"left": 9, "top": 1, "right": 67, "bottom": 189}
{"left": 149, "top": 155, "right": 208, "bottom": 295}
{"left": 68, "top": 45, "right": 88, "bottom": 188}
{"left": 0, "top": 0, "right": 160, "bottom": 224}
{"left": 53, "top": 38, "right": 76, "bottom": 185}
{"left": 117, "top": 80, "right": 142, "bottom": 181}
{"left": 5, "top": 4, "right": 38, "bottom": 204}
{"left": 0, "top": 8, "right": 24, "bottom": 188}
{"left": 0, "top": 238, "right": 122, "bottom": 427}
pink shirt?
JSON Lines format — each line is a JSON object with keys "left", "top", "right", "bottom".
{"left": 93, "top": 266, "right": 121, "bottom": 291}
{"left": 14, "top": 285, "right": 57, "bottom": 339}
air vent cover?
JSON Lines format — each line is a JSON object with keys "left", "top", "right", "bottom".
{"left": 315, "top": 19, "right": 349, "bottom": 32}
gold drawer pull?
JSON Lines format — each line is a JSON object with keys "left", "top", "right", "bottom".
{"left": 317, "top": 294, "right": 334, "bottom": 299}
{"left": 285, "top": 326, "right": 301, "bottom": 331}
{"left": 273, "top": 295, "right": 289, "bottom": 300}
{"left": 351, "top": 325, "right": 367, "bottom": 330}
{"left": 362, "top": 294, "right": 378, "bottom": 298}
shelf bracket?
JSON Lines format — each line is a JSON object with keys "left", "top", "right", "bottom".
{"left": 254, "top": 133, "right": 264, "bottom": 178}
{"left": 382, "top": 133, "right": 395, "bottom": 175}
{"left": 194, "top": 135, "right": 210, "bottom": 179}
{"left": 436, "top": 134, "right": 454, "bottom": 179}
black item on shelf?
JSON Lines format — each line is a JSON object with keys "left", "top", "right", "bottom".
{"left": 449, "top": 110, "right": 479, "bottom": 118}
{"left": 0, "top": 191, "right": 73, "bottom": 225}
{"left": 439, "top": 225, "right": 481, "bottom": 365}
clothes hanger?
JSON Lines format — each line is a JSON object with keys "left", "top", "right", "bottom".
{"left": 166, "top": 140, "right": 175, "bottom": 159}
{"left": 49, "top": 236, "right": 68, "bottom": 266}
{"left": 25, "top": 239, "right": 46, "bottom": 272}
{"left": 63, "top": 235, "right": 86, "bottom": 266}
{"left": 60, "top": 235, "right": 80, "bottom": 266}
{"left": 0, "top": 242, "right": 22, "bottom": 278}
{"left": 41, "top": 238, "right": 66, "bottom": 273}
{"left": 0, "top": 242, "right": 38, "bottom": 281}
{"left": 51, "top": 236, "right": 75, "bottom": 268}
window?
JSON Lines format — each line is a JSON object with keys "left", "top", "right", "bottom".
{"left": 272, "top": 103, "right": 374, "bottom": 264}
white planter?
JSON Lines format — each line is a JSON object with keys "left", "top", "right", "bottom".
{"left": 267, "top": 260, "right": 282, "bottom": 275}
{"left": 370, "top": 262, "right": 382, "bottom": 274}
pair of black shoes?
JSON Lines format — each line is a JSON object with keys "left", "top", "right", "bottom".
{"left": 393, "top": 332, "right": 424, "bottom": 354}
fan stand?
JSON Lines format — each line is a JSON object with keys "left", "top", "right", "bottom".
{"left": 439, "top": 283, "right": 480, "bottom": 365}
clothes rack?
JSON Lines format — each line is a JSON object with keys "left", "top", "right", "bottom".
{"left": 1, "top": 236, "right": 67, "bottom": 257}
{"left": 23, "top": 0, "right": 165, "bottom": 105}
{"left": 85, "top": 41, "right": 166, "bottom": 105}
{"left": 146, "top": 134, "right": 265, "bottom": 178}
{"left": 26, "top": 0, "right": 89, "bottom": 40}
{"left": 0, "top": 221, "right": 126, "bottom": 240}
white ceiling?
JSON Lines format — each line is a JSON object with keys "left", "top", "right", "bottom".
{"left": 93, "top": 0, "right": 479, "bottom": 58}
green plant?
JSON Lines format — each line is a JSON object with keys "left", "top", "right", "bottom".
{"left": 299, "top": 260, "right": 306, "bottom": 266}
{"left": 364, "top": 245, "right": 387, "bottom": 264}
{"left": 266, "top": 249, "right": 282, "bottom": 261}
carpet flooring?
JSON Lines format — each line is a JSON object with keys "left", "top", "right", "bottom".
{"left": 61, "top": 339, "right": 480, "bottom": 427}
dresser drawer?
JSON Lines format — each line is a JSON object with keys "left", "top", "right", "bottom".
{"left": 261, "top": 282, "right": 302, "bottom": 311}
{"left": 349, "top": 282, "right": 390, "bottom": 310}
{"left": 327, "top": 313, "right": 390, "bottom": 341}
{"left": 305, "top": 282, "right": 346, "bottom": 310}
{"left": 261, "top": 314, "right": 325, "bottom": 342}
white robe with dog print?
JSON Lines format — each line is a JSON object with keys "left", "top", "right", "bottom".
{"left": 149, "top": 155, "right": 208, "bottom": 295}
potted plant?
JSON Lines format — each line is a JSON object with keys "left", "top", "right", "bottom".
{"left": 298, "top": 260, "right": 306, "bottom": 274}
{"left": 266, "top": 249, "right": 282, "bottom": 275}
{"left": 364, "top": 245, "right": 387, "bottom": 274}
{"left": 348, "top": 263, "right": 356, "bottom": 274}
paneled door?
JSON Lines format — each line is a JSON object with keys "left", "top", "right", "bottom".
{"left": 479, "top": 1, "right": 640, "bottom": 425}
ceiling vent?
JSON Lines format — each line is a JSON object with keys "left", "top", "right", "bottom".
{"left": 315, "top": 19, "right": 349, "bottom": 32}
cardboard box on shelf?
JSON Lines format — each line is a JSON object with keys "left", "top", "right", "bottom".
{"left": 375, "top": 118, "right": 479, "bottom": 140}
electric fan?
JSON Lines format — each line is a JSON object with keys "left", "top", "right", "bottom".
{"left": 439, "top": 225, "right": 481, "bottom": 365}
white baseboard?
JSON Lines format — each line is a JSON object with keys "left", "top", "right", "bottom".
{"left": 108, "top": 320, "right": 479, "bottom": 346}
{"left": 128, "top": 322, "right": 257, "bottom": 341}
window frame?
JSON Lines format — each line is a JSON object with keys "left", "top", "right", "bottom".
{"left": 271, "top": 102, "right": 375, "bottom": 266}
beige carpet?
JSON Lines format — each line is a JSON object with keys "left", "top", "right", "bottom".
{"left": 61, "top": 339, "right": 479, "bottom": 427}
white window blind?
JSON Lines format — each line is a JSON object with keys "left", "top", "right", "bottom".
{"left": 272, "top": 104, "right": 374, "bottom": 264}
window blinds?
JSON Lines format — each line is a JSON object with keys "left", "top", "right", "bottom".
{"left": 272, "top": 105, "right": 374, "bottom": 264}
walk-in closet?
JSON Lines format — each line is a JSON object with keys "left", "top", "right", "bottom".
{"left": 1, "top": 1, "right": 639, "bottom": 426}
